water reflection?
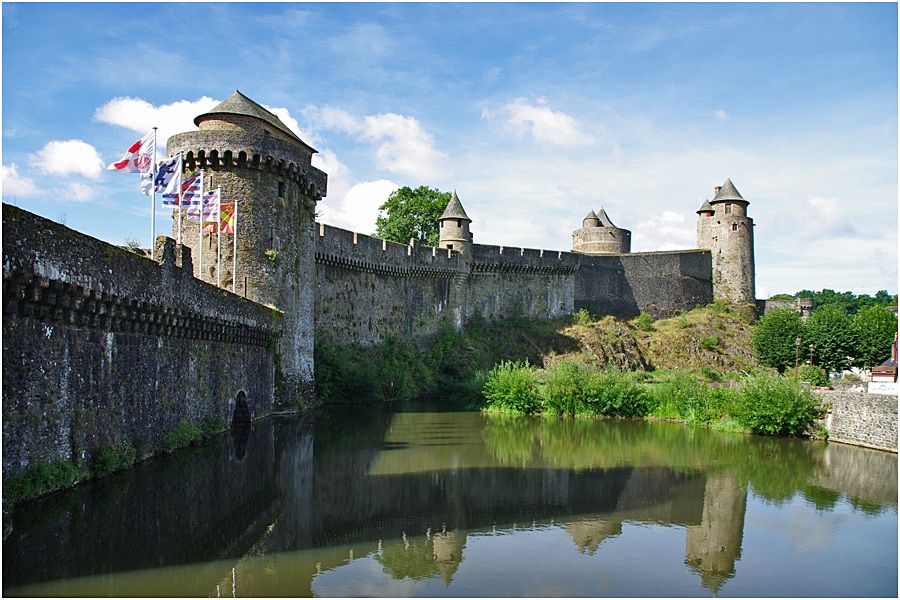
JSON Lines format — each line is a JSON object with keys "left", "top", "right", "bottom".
{"left": 3, "top": 405, "right": 897, "bottom": 597}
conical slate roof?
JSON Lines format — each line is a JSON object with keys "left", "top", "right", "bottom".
{"left": 584, "top": 209, "right": 598, "bottom": 221}
{"left": 696, "top": 199, "right": 713, "bottom": 214}
{"left": 439, "top": 190, "right": 471, "bottom": 221}
{"left": 195, "top": 90, "right": 315, "bottom": 151}
{"left": 711, "top": 178, "right": 746, "bottom": 204}
{"left": 596, "top": 208, "right": 617, "bottom": 228}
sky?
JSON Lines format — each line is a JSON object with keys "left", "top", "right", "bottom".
{"left": 2, "top": 2, "right": 897, "bottom": 298}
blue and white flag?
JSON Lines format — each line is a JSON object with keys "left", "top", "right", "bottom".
{"left": 154, "top": 154, "right": 182, "bottom": 196}
{"left": 163, "top": 172, "right": 202, "bottom": 206}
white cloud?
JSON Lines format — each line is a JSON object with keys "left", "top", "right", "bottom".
{"left": 263, "top": 104, "right": 317, "bottom": 145}
{"left": 58, "top": 182, "right": 94, "bottom": 203}
{"left": 305, "top": 106, "right": 448, "bottom": 180}
{"left": 631, "top": 211, "right": 696, "bottom": 251}
{"left": 94, "top": 96, "right": 219, "bottom": 147}
{"left": 714, "top": 109, "right": 729, "bottom": 121}
{"left": 800, "top": 195, "right": 858, "bottom": 238}
{"left": 1, "top": 163, "right": 39, "bottom": 197}
{"left": 30, "top": 140, "right": 104, "bottom": 179}
{"left": 483, "top": 97, "right": 594, "bottom": 147}
{"left": 313, "top": 149, "right": 400, "bottom": 234}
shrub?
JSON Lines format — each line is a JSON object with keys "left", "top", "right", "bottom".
{"left": 576, "top": 368, "right": 650, "bottom": 417}
{"left": 647, "top": 371, "right": 733, "bottom": 424}
{"left": 700, "top": 335, "right": 722, "bottom": 351}
{"left": 752, "top": 308, "right": 805, "bottom": 372}
{"left": 91, "top": 442, "right": 137, "bottom": 476}
{"left": 4, "top": 460, "right": 87, "bottom": 504}
{"left": 794, "top": 364, "right": 828, "bottom": 387}
{"left": 730, "top": 374, "right": 820, "bottom": 436}
{"left": 482, "top": 361, "right": 542, "bottom": 414}
{"left": 159, "top": 420, "right": 202, "bottom": 453}
{"left": 633, "top": 312, "right": 655, "bottom": 331}
{"left": 699, "top": 366, "right": 720, "bottom": 382}
{"left": 572, "top": 308, "right": 592, "bottom": 325}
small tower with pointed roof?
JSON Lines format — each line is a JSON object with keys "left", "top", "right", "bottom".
{"left": 571, "top": 207, "right": 631, "bottom": 254}
{"left": 167, "top": 90, "right": 328, "bottom": 406}
{"left": 696, "top": 178, "right": 755, "bottom": 304}
{"left": 437, "top": 190, "right": 473, "bottom": 263}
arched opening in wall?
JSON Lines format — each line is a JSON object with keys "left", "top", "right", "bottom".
{"left": 232, "top": 391, "right": 252, "bottom": 424}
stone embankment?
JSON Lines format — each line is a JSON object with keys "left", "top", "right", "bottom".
{"left": 816, "top": 389, "right": 898, "bottom": 452}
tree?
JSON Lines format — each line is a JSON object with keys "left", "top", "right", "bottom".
{"left": 853, "top": 305, "right": 898, "bottom": 369}
{"left": 806, "top": 305, "right": 857, "bottom": 373}
{"left": 374, "top": 186, "right": 450, "bottom": 247}
{"left": 751, "top": 308, "right": 805, "bottom": 372}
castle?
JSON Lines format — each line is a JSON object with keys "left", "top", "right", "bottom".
{"left": 1, "top": 90, "right": 755, "bottom": 476}
{"left": 168, "top": 91, "right": 755, "bottom": 402}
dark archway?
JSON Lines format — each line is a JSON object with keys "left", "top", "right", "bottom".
{"left": 232, "top": 391, "right": 251, "bottom": 424}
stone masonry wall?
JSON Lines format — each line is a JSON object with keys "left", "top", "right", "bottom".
{"left": 2, "top": 204, "right": 281, "bottom": 477}
{"left": 314, "top": 224, "right": 467, "bottom": 347}
{"left": 575, "top": 250, "right": 713, "bottom": 318}
{"left": 818, "top": 390, "right": 898, "bottom": 452}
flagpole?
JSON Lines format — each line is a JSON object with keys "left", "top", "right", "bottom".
{"left": 177, "top": 153, "right": 183, "bottom": 246}
{"left": 198, "top": 170, "right": 205, "bottom": 281}
{"left": 150, "top": 127, "right": 158, "bottom": 260}
{"left": 233, "top": 199, "right": 238, "bottom": 294}
{"left": 216, "top": 188, "right": 222, "bottom": 288}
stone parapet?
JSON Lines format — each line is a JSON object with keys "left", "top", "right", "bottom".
{"left": 817, "top": 389, "right": 898, "bottom": 452}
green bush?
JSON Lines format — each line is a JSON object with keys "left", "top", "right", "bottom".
{"left": 853, "top": 305, "right": 898, "bottom": 369}
{"left": 647, "top": 371, "right": 734, "bottom": 424}
{"left": 572, "top": 308, "right": 592, "bottom": 325}
{"left": 159, "top": 419, "right": 203, "bottom": 453}
{"left": 730, "top": 374, "right": 820, "bottom": 436}
{"left": 700, "top": 335, "right": 722, "bottom": 351}
{"left": 575, "top": 368, "right": 650, "bottom": 417}
{"left": 4, "top": 460, "right": 87, "bottom": 504}
{"left": 482, "top": 361, "right": 542, "bottom": 414}
{"left": 806, "top": 305, "right": 858, "bottom": 373}
{"left": 91, "top": 442, "right": 137, "bottom": 476}
{"left": 795, "top": 364, "right": 828, "bottom": 387}
{"left": 633, "top": 312, "right": 655, "bottom": 331}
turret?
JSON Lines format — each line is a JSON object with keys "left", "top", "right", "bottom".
{"left": 437, "top": 190, "right": 473, "bottom": 263}
{"left": 696, "top": 178, "right": 755, "bottom": 304}
{"left": 571, "top": 207, "right": 631, "bottom": 254}
{"left": 166, "top": 90, "right": 328, "bottom": 406}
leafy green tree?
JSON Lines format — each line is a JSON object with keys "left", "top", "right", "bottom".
{"left": 853, "top": 305, "right": 898, "bottom": 368}
{"left": 751, "top": 308, "right": 805, "bottom": 372}
{"left": 374, "top": 186, "right": 450, "bottom": 246}
{"left": 805, "top": 305, "right": 857, "bottom": 373}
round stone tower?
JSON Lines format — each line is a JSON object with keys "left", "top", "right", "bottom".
{"left": 571, "top": 208, "right": 631, "bottom": 254}
{"left": 437, "top": 190, "right": 473, "bottom": 263}
{"left": 166, "top": 90, "right": 328, "bottom": 407}
{"left": 695, "top": 178, "right": 755, "bottom": 304}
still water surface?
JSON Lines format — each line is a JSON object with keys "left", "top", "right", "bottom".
{"left": 4, "top": 403, "right": 897, "bottom": 597}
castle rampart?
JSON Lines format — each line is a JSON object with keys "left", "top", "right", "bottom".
{"left": 2, "top": 204, "right": 281, "bottom": 478}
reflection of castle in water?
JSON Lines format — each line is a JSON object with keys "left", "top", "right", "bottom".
{"left": 4, "top": 410, "right": 896, "bottom": 597}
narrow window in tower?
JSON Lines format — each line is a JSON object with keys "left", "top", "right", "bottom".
{"left": 278, "top": 181, "right": 285, "bottom": 198}
{"left": 457, "top": 219, "right": 462, "bottom": 227}
{"left": 724, "top": 203, "right": 732, "bottom": 214}
{"left": 448, "top": 244, "right": 454, "bottom": 250}
{"left": 732, "top": 223, "right": 738, "bottom": 231}
{"left": 440, "top": 221, "right": 444, "bottom": 228}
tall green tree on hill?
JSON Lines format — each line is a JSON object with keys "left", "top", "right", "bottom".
{"left": 853, "top": 305, "right": 898, "bottom": 369}
{"left": 752, "top": 308, "right": 805, "bottom": 372}
{"left": 805, "top": 305, "right": 857, "bottom": 373}
{"left": 375, "top": 186, "right": 451, "bottom": 247}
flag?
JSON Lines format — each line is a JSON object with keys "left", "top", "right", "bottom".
{"left": 107, "top": 130, "right": 155, "bottom": 173}
{"left": 219, "top": 202, "right": 236, "bottom": 234}
{"left": 163, "top": 172, "right": 202, "bottom": 206}
{"left": 188, "top": 188, "right": 220, "bottom": 224}
{"left": 143, "top": 154, "right": 182, "bottom": 197}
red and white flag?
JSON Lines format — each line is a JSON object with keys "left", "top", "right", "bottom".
{"left": 107, "top": 130, "right": 155, "bottom": 173}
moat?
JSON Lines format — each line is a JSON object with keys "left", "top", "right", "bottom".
{"left": 4, "top": 403, "right": 897, "bottom": 597}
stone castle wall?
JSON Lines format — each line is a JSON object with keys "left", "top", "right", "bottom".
{"left": 2, "top": 204, "right": 281, "bottom": 477}
{"left": 575, "top": 250, "right": 713, "bottom": 318}
{"left": 818, "top": 390, "right": 898, "bottom": 452}
{"left": 314, "top": 224, "right": 467, "bottom": 347}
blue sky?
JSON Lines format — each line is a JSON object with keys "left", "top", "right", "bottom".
{"left": 2, "top": 2, "right": 897, "bottom": 297}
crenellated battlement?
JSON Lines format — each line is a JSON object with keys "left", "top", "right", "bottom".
{"left": 472, "top": 244, "right": 580, "bottom": 274}
{"left": 315, "top": 223, "right": 465, "bottom": 278}
{"left": 166, "top": 131, "right": 327, "bottom": 200}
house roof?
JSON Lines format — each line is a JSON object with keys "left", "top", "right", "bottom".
{"left": 697, "top": 199, "right": 713, "bottom": 214}
{"left": 439, "top": 190, "right": 471, "bottom": 221}
{"left": 711, "top": 178, "right": 747, "bottom": 204}
{"left": 194, "top": 90, "right": 316, "bottom": 152}
{"left": 596, "top": 208, "right": 617, "bottom": 228}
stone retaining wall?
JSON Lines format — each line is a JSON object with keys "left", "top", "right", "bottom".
{"left": 818, "top": 390, "right": 898, "bottom": 452}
